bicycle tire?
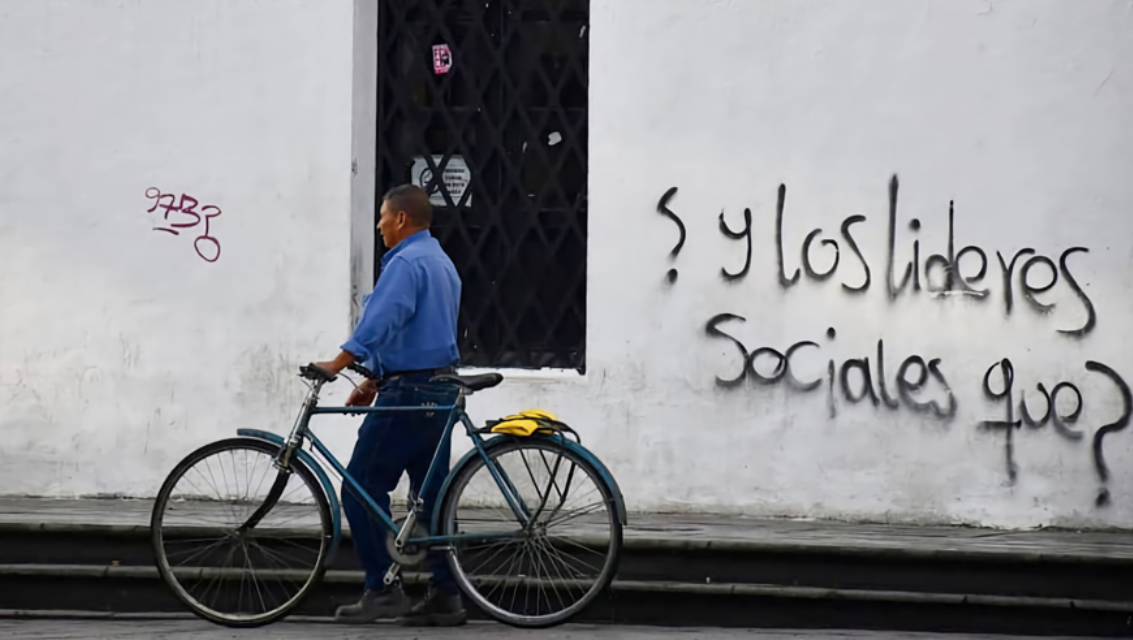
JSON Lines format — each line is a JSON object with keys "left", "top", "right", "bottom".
{"left": 438, "top": 437, "right": 623, "bottom": 628}
{"left": 150, "top": 437, "right": 333, "bottom": 627}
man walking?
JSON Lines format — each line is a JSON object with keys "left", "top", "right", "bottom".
{"left": 314, "top": 184, "right": 465, "bottom": 627}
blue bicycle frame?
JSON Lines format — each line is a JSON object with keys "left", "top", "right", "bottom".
{"left": 237, "top": 376, "right": 534, "bottom": 561}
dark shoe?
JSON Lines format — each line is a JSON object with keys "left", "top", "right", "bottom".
{"left": 398, "top": 588, "right": 467, "bottom": 627}
{"left": 334, "top": 587, "right": 410, "bottom": 623}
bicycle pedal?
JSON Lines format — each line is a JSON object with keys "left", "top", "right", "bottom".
{"left": 382, "top": 562, "right": 402, "bottom": 586}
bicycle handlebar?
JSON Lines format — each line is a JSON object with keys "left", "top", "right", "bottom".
{"left": 346, "top": 361, "right": 378, "bottom": 380}
{"left": 299, "top": 364, "right": 336, "bottom": 383}
{"left": 299, "top": 361, "right": 380, "bottom": 384}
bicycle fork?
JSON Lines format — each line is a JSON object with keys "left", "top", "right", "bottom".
{"left": 236, "top": 383, "right": 321, "bottom": 535}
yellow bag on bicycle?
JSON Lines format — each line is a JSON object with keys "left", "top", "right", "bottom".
{"left": 487, "top": 409, "right": 562, "bottom": 437}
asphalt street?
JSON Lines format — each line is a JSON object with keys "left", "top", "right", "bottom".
{"left": 0, "top": 618, "right": 1092, "bottom": 640}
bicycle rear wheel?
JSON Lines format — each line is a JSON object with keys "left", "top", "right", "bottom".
{"left": 439, "top": 438, "right": 622, "bottom": 628}
{"left": 150, "top": 438, "right": 332, "bottom": 627}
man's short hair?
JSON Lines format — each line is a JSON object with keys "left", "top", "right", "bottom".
{"left": 383, "top": 184, "right": 433, "bottom": 228}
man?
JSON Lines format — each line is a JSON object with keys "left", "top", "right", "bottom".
{"left": 314, "top": 184, "right": 465, "bottom": 627}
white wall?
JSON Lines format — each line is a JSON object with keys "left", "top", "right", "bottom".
{"left": 0, "top": 0, "right": 360, "bottom": 495}
{"left": 4, "top": 0, "right": 1133, "bottom": 530}
{"left": 471, "top": 0, "right": 1133, "bottom": 529}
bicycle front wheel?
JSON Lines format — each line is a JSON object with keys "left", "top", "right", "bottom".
{"left": 150, "top": 438, "right": 333, "bottom": 627}
{"left": 439, "top": 438, "right": 623, "bottom": 628}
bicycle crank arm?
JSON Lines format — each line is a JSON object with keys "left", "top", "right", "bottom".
{"left": 383, "top": 562, "right": 402, "bottom": 586}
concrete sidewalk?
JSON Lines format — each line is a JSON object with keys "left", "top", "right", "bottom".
{"left": 0, "top": 618, "right": 1093, "bottom": 640}
{"left": 3, "top": 497, "right": 1133, "bottom": 635}
{"left": 1, "top": 496, "right": 1131, "bottom": 563}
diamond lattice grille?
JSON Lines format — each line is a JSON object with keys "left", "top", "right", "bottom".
{"left": 376, "top": 0, "right": 589, "bottom": 372}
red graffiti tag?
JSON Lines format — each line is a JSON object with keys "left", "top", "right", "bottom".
{"left": 145, "top": 188, "right": 222, "bottom": 263}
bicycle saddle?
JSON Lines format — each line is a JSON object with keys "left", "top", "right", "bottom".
{"left": 431, "top": 372, "right": 503, "bottom": 391}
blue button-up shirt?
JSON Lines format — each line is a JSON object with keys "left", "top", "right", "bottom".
{"left": 341, "top": 230, "right": 462, "bottom": 375}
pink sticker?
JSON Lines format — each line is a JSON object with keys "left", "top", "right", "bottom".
{"left": 433, "top": 44, "right": 453, "bottom": 75}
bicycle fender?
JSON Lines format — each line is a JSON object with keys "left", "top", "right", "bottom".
{"left": 557, "top": 436, "right": 628, "bottom": 526}
{"left": 431, "top": 435, "right": 628, "bottom": 534}
{"left": 235, "top": 429, "right": 343, "bottom": 558}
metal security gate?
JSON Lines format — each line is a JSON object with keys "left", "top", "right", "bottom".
{"left": 376, "top": 0, "right": 589, "bottom": 372}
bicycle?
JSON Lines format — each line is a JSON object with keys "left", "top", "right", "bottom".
{"left": 149, "top": 362, "right": 626, "bottom": 628}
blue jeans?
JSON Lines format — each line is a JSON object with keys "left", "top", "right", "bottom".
{"left": 341, "top": 373, "right": 459, "bottom": 593}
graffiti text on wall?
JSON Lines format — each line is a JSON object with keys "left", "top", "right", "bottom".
{"left": 145, "top": 188, "right": 222, "bottom": 263}
{"left": 661, "top": 177, "right": 1095, "bottom": 335}
{"left": 659, "top": 175, "right": 1125, "bottom": 506}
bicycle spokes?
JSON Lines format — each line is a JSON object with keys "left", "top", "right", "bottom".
{"left": 444, "top": 441, "right": 619, "bottom": 624}
{"left": 153, "top": 440, "right": 331, "bottom": 625}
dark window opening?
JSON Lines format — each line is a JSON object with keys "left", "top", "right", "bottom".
{"left": 375, "top": 0, "right": 589, "bottom": 372}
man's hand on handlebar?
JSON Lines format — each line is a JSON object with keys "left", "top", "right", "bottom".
{"left": 308, "top": 351, "right": 380, "bottom": 386}
{"left": 313, "top": 350, "right": 357, "bottom": 378}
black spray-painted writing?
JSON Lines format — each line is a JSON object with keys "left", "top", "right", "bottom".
{"left": 705, "top": 314, "right": 956, "bottom": 420}
{"left": 1087, "top": 361, "right": 1132, "bottom": 506}
{"left": 775, "top": 185, "right": 801, "bottom": 288}
{"left": 658, "top": 174, "right": 1119, "bottom": 506}
{"left": 718, "top": 207, "right": 752, "bottom": 281}
{"left": 978, "top": 357, "right": 1131, "bottom": 503}
{"left": 775, "top": 184, "right": 870, "bottom": 292}
{"left": 994, "top": 246, "right": 1095, "bottom": 336}
{"left": 978, "top": 359, "right": 1022, "bottom": 482}
{"left": 656, "top": 186, "right": 685, "bottom": 283}
{"left": 879, "top": 176, "right": 1095, "bottom": 335}
{"left": 840, "top": 215, "right": 871, "bottom": 294}
{"left": 660, "top": 176, "right": 1098, "bottom": 336}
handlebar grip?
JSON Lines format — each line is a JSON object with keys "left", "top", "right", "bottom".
{"left": 347, "top": 361, "right": 379, "bottom": 380}
{"left": 300, "top": 364, "right": 337, "bottom": 383}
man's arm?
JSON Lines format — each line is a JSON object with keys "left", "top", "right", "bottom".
{"left": 314, "top": 256, "right": 418, "bottom": 377}
{"left": 312, "top": 350, "right": 380, "bottom": 406}
{"left": 313, "top": 349, "right": 357, "bottom": 376}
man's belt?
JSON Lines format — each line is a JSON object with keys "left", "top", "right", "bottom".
{"left": 381, "top": 365, "right": 456, "bottom": 382}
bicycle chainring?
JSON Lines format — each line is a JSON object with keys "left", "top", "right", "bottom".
{"left": 384, "top": 515, "right": 429, "bottom": 566}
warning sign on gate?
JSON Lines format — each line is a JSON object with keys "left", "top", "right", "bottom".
{"left": 411, "top": 155, "right": 472, "bottom": 207}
